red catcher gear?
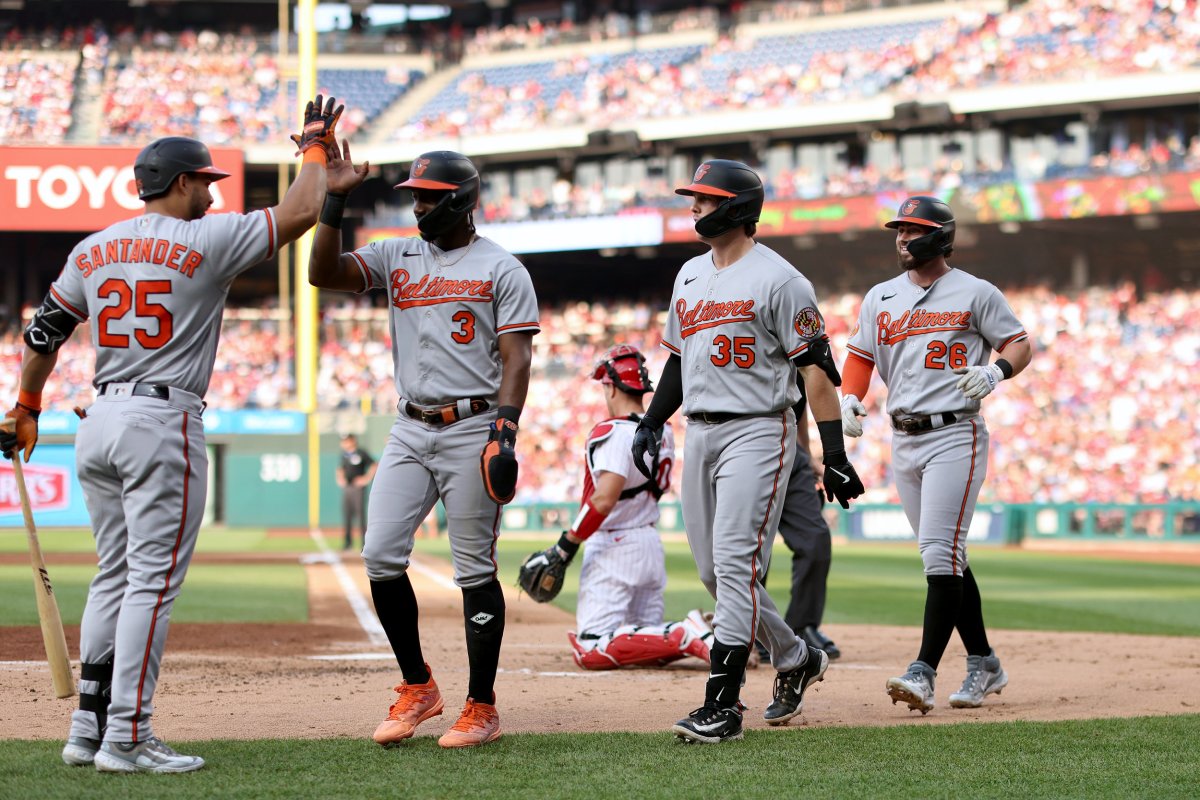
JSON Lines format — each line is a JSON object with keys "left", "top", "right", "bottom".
{"left": 591, "top": 345, "right": 653, "bottom": 395}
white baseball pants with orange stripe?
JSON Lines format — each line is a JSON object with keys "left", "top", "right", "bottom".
{"left": 891, "top": 416, "right": 990, "bottom": 576}
{"left": 68, "top": 388, "right": 208, "bottom": 744}
{"left": 681, "top": 411, "right": 807, "bottom": 673}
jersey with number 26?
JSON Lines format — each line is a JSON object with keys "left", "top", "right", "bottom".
{"left": 48, "top": 210, "right": 279, "bottom": 397}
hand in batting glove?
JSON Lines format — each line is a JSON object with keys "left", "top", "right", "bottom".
{"left": 1, "top": 404, "right": 40, "bottom": 463}
{"left": 631, "top": 415, "right": 663, "bottom": 480}
{"left": 480, "top": 418, "right": 519, "bottom": 505}
{"left": 289, "top": 94, "right": 343, "bottom": 156}
{"left": 841, "top": 394, "right": 867, "bottom": 438}
{"left": 952, "top": 364, "right": 1004, "bottom": 400}
{"left": 821, "top": 449, "right": 865, "bottom": 509}
{"left": 517, "top": 532, "right": 580, "bottom": 603}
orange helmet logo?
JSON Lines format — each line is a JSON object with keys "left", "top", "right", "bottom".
{"left": 901, "top": 198, "right": 920, "bottom": 216}
{"left": 693, "top": 164, "right": 711, "bottom": 183}
{"left": 412, "top": 158, "right": 430, "bottom": 178}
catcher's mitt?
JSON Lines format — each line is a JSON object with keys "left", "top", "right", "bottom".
{"left": 518, "top": 545, "right": 572, "bottom": 603}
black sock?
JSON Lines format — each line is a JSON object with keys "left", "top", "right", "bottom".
{"left": 463, "top": 580, "right": 506, "bottom": 702}
{"left": 916, "top": 574, "right": 963, "bottom": 670}
{"left": 705, "top": 641, "right": 750, "bottom": 709}
{"left": 370, "top": 575, "right": 429, "bottom": 684}
{"left": 956, "top": 567, "right": 992, "bottom": 656}
{"left": 79, "top": 660, "right": 113, "bottom": 739}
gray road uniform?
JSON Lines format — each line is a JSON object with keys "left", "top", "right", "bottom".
{"left": 346, "top": 235, "right": 539, "bottom": 587}
{"left": 51, "top": 209, "right": 279, "bottom": 744}
{"left": 663, "top": 242, "right": 828, "bottom": 673}
{"left": 845, "top": 268, "right": 1027, "bottom": 575}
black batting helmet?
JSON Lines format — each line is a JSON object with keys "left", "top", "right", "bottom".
{"left": 885, "top": 195, "right": 955, "bottom": 260}
{"left": 675, "top": 159, "right": 764, "bottom": 238}
{"left": 591, "top": 345, "right": 653, "bottom": 395}
{"left": 396, "top": 151, "right": 480, "bottom": 241}
{"left": 134, "top": 136, "right": 231, "bottom": 201}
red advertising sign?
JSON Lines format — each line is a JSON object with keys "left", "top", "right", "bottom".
{"left": 0, "top": 146, "right": 244, "bottom": 232}
{"left": 0, "top": 463, "right": 71, "bottom": 515}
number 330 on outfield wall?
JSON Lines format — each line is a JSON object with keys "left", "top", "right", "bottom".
{"left": 260, "top": 454, "right": 303, "bottom": 483}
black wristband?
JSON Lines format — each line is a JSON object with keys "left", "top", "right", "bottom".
{"left": 320, "top": 192, "right": 347, "bottom": 229}
{"left": 556, "top": 531, "right": 580, "bottom": 558}
{"left": 497, "top": 405, "right": 521, "bottom": 425}
{"left": 817, "top": 419, "right": 844, "bottom": 458}
{"left": 994, "top": 358, "right": 1013, "bottom": 380}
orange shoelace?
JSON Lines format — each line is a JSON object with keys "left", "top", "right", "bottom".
{"left": 387, "top": 683, "right": 436, "bottom": 719}
{"left": 450, "top": 701, "right": 496, "bottom": 731}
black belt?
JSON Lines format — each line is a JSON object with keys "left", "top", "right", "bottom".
{"left": 404, "top": 398, "right": 489, "bottom": 426}
{"left": 97, "top": 383, "right": 170, "bottom": 400}
{"left": 891, "top": 412, "right": 958, "bottom": 434}
{"left": 686, "top": 411, "right": 746, "bottom": 424}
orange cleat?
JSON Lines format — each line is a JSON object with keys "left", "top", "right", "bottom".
{"left": 437, "top": 698, "right": 502, "bottom": 748}
{"left": 372, "top": 666, "right": 444, "bottom": 746}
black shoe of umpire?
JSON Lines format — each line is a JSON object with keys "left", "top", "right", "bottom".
{"left": 764, "top": 646, "right": 829, "bottom": 726}
{"left": 672, "top": 703, "right": 744, "bottom": 744}
{"left": 801, "top": 626, "right": 842, "bottom": 661}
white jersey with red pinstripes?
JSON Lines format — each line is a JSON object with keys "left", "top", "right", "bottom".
{"left": 349, "top": 234, "right": 540, "bottom": 406}
{"left": 581, "top": 417, "right": 675, "bottom": 532}
{"left": 845, "top": 268, "right": 1027, "bottom": 416}
{"left": 662, "top": 243, "right": 825, "bottom": 416}
{"left": 48, "top": 210, "right": 278, "bottom": 397}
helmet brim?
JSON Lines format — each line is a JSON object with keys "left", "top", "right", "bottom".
{"left": 192, "top": 166, "right": 231, "bottom": 181}
{"left": 396, "top": 178, "right": 459, "bottom": 191}
{"left": 885, "top": 216, "right": 943, "bottom": 229}
{"left": 674, "top": 183, "right": 736, "bottom": 198}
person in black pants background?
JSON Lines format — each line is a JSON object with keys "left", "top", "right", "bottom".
{"left": 337, "top": 432, "right": 377, "bottom": 551}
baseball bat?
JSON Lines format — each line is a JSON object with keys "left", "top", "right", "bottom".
{"left": 2, "top": 420, "right": 75, "bottom": 698}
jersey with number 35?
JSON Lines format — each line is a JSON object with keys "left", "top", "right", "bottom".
{"left": 48, "top": 210, "right": 279, "bottom": 397}
{"left": 845, "top": 268, "right": 1027, "bottom": 415}
{"left": 349, "top": 235, "right": 540, "bottom": 407}
{"left": 663, "top": 242, "right": 825, "bottom": 416}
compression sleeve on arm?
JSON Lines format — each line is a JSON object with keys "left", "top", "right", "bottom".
{"left": 642, "top": 354, "right": 683, "bottom": 424}
{"left": 841, "top": 354, "right": 874, "bottom": 401}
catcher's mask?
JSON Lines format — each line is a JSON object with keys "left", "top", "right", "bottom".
{"left": 134, "top": 136, "right": 231, "bottom": 201}
{"left": 885, "top": 195, "right": 955, "bottom": 260}
{"left": 396, "top": 150, "right": 480, "bottom": 241}
{"left": 592, "top": 345, "right": 653, "bottom": 395}
{"left": 675, "top": 159, "right": 764, "bottom": 238}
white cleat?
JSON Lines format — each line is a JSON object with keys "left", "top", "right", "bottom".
{"left": 93, "top": 737, "right": 205, "bottom": 773}
{"left": 949, "top": 650, "right": 1008, "bottom": 708}
{"left": 886, "top": 661, "right": 936, "bottom": 715}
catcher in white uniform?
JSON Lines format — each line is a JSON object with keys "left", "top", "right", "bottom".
{"left": 518, "top": 345, "right": 714, "bottom": 669}
{"left": 840, "top": 195, "right": 1032, "bottom": 714}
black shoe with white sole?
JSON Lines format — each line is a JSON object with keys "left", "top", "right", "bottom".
{"left": 801, "top": 626, "right": 841, "bottom": 661}
{"left": 672, "top": 703, "right": 744, "bottom": 744}
{"left": 763, "top": 646, "right": 829, "bottom": 726}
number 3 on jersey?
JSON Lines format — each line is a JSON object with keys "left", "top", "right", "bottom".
{"left": 451, "top": 310, "right": 475, "bottom": 343}
{"left": 98, "top": 278, "right": 174, "bottom": 349}
{"left": 711, "top": 335, "right": 755, "bottom": 368}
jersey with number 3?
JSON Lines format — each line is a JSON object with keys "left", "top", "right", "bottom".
{"left": 663, "top": 242, "right": 825, "bottom": 416}
{"left": 845, "top": 268, "right": 1027, "bottom": 415}
{"left": 48, "top": 210, "right": 279, "bottom": 397}
{"left": 582, "top": 418, "right": 674, "bottom": 532}
{"left": 349, "top": 235, "right": 540, "bottom": 406}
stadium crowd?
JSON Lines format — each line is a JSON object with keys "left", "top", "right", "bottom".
{"left": 4, "top": 285, "right": 1197, "bottom": 507}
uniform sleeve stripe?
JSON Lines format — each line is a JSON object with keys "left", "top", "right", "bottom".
{"left": 49, "top": 286, "right": 87, "bottom": 320}
{"left": 787, "top": 342, "right": 811, "bottom": 358}
{"left": 349, "top": 252, "right": 372, "bottom": 291}
{"left": 662, "top": 341, "right": 680, "bottom": 355}
{"left": 261, "top": 208, "right": 277, "bottom": 259}
{"left": 497, "top": 321, "right": 540, "bottom": 333}
{"left": 846, "top": 343, "right": 875, "bottom": 363}
{"left": 995, "top": 331, "right": 1028, "bottom": 352}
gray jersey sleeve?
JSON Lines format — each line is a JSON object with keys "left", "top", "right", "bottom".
{"left": 845, "top": 291, "right": 878, "bottom": 365}
{"left": 48, "top": 263, "right": 89, "bottom": 323}
{"left": 771, "top": 274, "right": 826, "bottom": 360}
{"left": 973, "top": 281, "right": 1028, "bottom": 353}
{"left": 348, "top": 238, "right": 393, "bottom": 293}
{"left": 493, "top": 261, "right": 540, "bottom": 335}
{"left": 192, "top": 209, "right": 279, "bottom": 283}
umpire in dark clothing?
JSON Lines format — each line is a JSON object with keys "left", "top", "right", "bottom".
{"left": 337, "top": 433, "right": 377, "bottom": 551}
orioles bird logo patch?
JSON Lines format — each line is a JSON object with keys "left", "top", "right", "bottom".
{"left": 901, "top": 198, "right": 920, "bottom": 216}
{"left": 794, "top": 307, "right": 821, "bottom": 338}
{"left": 412, "top": 158, "right": 431, "bottom": 178}
{"left": 693, "top": 164, "right": 711, "bottom": 183}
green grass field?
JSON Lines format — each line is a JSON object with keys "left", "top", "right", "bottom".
{"left": 2, "top": 527, "right": 1198, "bottom": 798}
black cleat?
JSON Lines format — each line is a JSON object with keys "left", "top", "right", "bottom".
{"left": 801, "top": 626, "right": 842, "bottom": 661}
{"left": 763, "top": 646, "right": 829, "bottom": 726}
{"left": 671, "top": 703, "right": 744, "bottom": 744}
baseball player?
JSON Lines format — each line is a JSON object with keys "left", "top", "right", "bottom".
{"left": 518, "top": 345, "right": 714, "bottom": 669}
{"left": 0, "top": 96, "right": 341, "bottom": 772}
{"left": 308, "top": 148, "right": 539, "bottom": 748}
{"left": 840, "top": 195, "right": 1032, "bottom": 714}
{"left": 631, "top": 160, "right": 865, "bottom": 743}
{"left": 336, "top": 432, "right": 377, "bottom": 551}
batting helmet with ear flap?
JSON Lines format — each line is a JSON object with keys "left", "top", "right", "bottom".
{"left": 675, "top": 159, "right": 764, "bottom": 238}
{"left": 885, "top": 195, "right": 955, "bottom": 260}
{"left": 592, "top": 345, "right": 653, "bottom": 395}
{"left": 134, "top": 136, "right": 231, "bottom": 201}
{"left": 396, "top": 150, "right": 480, "bottom": 241}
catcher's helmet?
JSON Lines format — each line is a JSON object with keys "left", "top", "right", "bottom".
{"left": 675, "top": 159, "right": 764, "bottom": 238}
{"left": 885, "top": 195, "right": 955, "bottom": 260}
{"left": 134, "top": 136, "right": 231, "bottom": 201}
{"left": 592, "top": 345, "right": 653, "bottom": 395}
{"left": 396, "top": 150, "right": 480, "bottom": 241}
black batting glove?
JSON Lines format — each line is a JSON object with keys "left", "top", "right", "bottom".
{"left": 821, "top": 449, "right": 865, "bottom": 509}
{"left": 631, "top": 414, "right": 663, "bottom": 480}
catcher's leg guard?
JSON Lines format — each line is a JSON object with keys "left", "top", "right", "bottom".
{"left": 568, "top": 631, "right": 619, "bottom": 670}
{"left": 601, "top": 625, "right": 689, "bottom": 668}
